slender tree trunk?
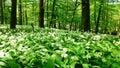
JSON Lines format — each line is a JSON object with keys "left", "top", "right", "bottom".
{"left": 0, "top": 0, "right": 4, "bottom": 24}
{"left": 58, "top": 21, "right": 61, "bottom": 29}
{"left": 46, "top": 0, "right": 49, "bottom": 27}
{"left": 104, "top": 0, "right": 109, "bottom": 33}
{"left": 25, "top": 10, "right": 28, "bottom": 25}
{"left": 49, "top": 0, "right": 56, "bottom": 28}
{"left": 95, "top": 3, "right": 102, "bottom": 34}
{"left": 94, "top": 0, "right": 96, "bottom": 27}
{"left": 19, "top": 0, "right": 22, "bottom": 25}
{"left": 82, "top": 0, "right": 90, "bottom": 32}
{"left": 70, "top": 0, "right": 80, "bottom": 30}
{"left": 24, "top": 1, "right": 28, "bottom": 25}
{"left": 10, "top": 0, "right": 17, "bottom": 29}
{"left": 39, "top": 0, "right": 44, "bottom": 28}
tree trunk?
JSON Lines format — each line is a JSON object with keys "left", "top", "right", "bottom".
{"left": 0, "top": 0, "right": 4, "bottom": 24}
{"left": 82, "top": 0, "right": 90, "bottom": 32}
{"left": 10, "top": 0, "right": 17, "bottom": 29}
{"left": 70, "top": 0, "right": 79, "bottom": 31}
{"left": 49, "top": 0, "right": 56, "bottom": 28}
{"left": 46, "top": 0, "right": 49, "bottom": 27}
{"left": 39, "top": 0, "right": 44, "bottom": 28}
{"left": 94, "top": 0, "right": 97, "bottom": 27}
{"left": 19, "top": 0, "right": 22, "bottom": 25}
{"left": 24, "top": 1, "right": 28, "bottom": 25}
{"left": 95, "top": 3, "right": 102, "bottom": 34}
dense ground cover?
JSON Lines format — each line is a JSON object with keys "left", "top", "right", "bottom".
{"left": 0, "top": 27, "right": 120, "bottom": 68}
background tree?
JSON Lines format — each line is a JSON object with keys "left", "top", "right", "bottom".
{"left": 39, "top": 0, "right": 44, "bottom": 28}
{"left": 19, "top": 0, "right": 22, "bottom": 25}
{"left": 0, "top": 0, "right": 4, "bottom": 24}
{"left": 82, "top": 0, "right": 90, "bottom": 32}
{"left": 49, "top": 0, "right": 56, "bottom": 28}
{"left": 95, "top": 0, "right": 103, "bottom": 34}
{"left": 0, "top": 0, "right": 119, "bottom": 35}
{"left": 10, "top": 0, "right": 17, "bottom": 29}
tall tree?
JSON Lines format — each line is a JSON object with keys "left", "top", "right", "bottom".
{"left": 0, "top": 0, "right": 4, "bottom": 24}
{"left": 81, "top": 0, "right": 90, "bottom": 31}
{"left": 95, "top": 1, "right": 103, "bottom": 34}
{"left": 39, "top": 0, "right": 44, "bottom": 28}
{"left": 70, "top": 0, "right": 80, "bottom": 30}
{"left": 24, "top": 0, "right": 28, "bottom": 25}
{"left": 19, "top": 0, "right": 22, "bottom": 25}
{"left": 10, "top": 0, "right": 17, "bottom": 29}
{"left": 49, "top": 0, "right": 56, "bottom": 28}
{"left": 94, "top": 0, "right": 97, "bottom": 27}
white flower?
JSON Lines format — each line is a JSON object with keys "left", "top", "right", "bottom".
{"left": 0, "top": 51, "right": 5, "bottom": 58}
{"left": 1, "top": 35, "right": 7, "bottom": 39}
{"left": 80, "top": 35, "right": 85, "bottom": 38}
{"left": 86, "top": 42, "right": 90, "bottom": 46}
{"left": 60, "top": 40, "right": 64, "bottom": 42}
{"left": 71, "top": 56, "right": 79, "bottom": 61}
{"left": 41, "top": 48, "right": 48, "bottom": 52}
{"left": 58, "top": 45, "right": 63, "bottom": 49}
{"left": 63, "top": 48, "right": 68, "bottom": 52}
{"left": 56, "top": 44, "right": 61, "bottom": 47}
{"left": 83, "top": 54, "right": 91, "bottom": 59}
{"left": 18, "top": 37, "right": 24, "bottom": 42}
{"left": 56, "top": 50, "right": 62, "bottom": 54}
{"left": 10, "top": 40, "right": 16, "bottom": 45}
{"left": 19, "top": 56, "right": 24, "bottom": 59}
{"left": 0, "top": 44, "right": 5, "bottom": 47}
{"left": 61, "top": 53, "right": 68, "bottom": 58}
{"left": 93, "top": 35, "right": 101, "bottom": 40}
{"left": 0, "top": 32, "right": 2, "bottom": 35}
{"left": 86, "top": 46, "right": 90, "bottom": 49}
{"left": 51, "top": 54, "right": 56, "bottom": 58}
{"left": 55, "top": 37, "right": 59, "bottom": 40}
{"left": 116, "top": 41, "right": 120, "bottom": 45}
{"left": 94, "top": 52, "right": 102, "bottom": 58}
{"left": 9, "top": 36, "right": 14, "bottom": 40}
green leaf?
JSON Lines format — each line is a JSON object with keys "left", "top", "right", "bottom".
{"left": 9, "top": 51, "right": 15, "bottom": 57}
{"left": 43, "top": 58, "right": 55, "bottom": 68}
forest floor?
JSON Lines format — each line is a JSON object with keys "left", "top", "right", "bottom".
{"left": 0, "top": 25, "right": 120, "bottom": 68}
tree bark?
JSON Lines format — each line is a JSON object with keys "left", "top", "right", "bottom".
{"left": 82, "top": 0, "right": 90, "bottom": 32}
{"left": 94, "top": 0, "right": 97, "bottom": 27}
{"left": 49, "top": 0, "right": 56, "bottom": 28}
{"left": 70, "top": 0, "right": 78, "bottom": 30}
{"left": 39, "top": 0, "right": 44, "bottom": 28}
{"left": 95, "top": 3, "right": 102, "bottom": 34}
{"left": 0, "top": 0, "right": 4, "bottom": 24}
{"left": 10, "top": 0, "right": 17, "bottom": 29}
{"left": 19, "top": 0, "right": 22, "bottom": 25}
{"left": 46, "top": 0, "right": 49, "bottom": 27}
{"left": 24, "top": 1, "right": 28, "bottom": 25}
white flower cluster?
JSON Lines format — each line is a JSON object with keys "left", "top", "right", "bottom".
{"left": 93, "top": 35, "right": 101, "bottom": 40}
{"left": 0, "top": 51, "right": 11, "bottom": 59}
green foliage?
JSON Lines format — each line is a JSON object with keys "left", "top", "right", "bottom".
{"left": 0, "top": 28, "right": 120, "bottom": 68}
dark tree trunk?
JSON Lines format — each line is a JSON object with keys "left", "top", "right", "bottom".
{"left": 39, "top": 0, "right": 44, "bottom": 28}
{"left": 95, "top": 3, "right": 102, "bottom": 34}
{"left": 24, "top": 1, "right": 28, "bottom": 25}
{"left": 0, "top": 0, "right": 4, "bottom": 24}
{"left": 70, "top": 0, "right": 79, "bottom": 30}
{"left": 82, "top": 0, "right": 90, "bottom": 32}
{"left": 19, "top": 0, "right": 22, "bottom": 25}
{"left": 10, "top": 0, "right": 17, "bottom": 29}
{"left": 49, "top": 0, "right": 56, "bottom": 28}
{"left": 94, "top": 0, "right": 97, "bottom": 27}
{"left": 25, "top": 10, "right": 28, "bottom": 25}
{"left": 46, "top": 0, "right": 49, "bottom": 27}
